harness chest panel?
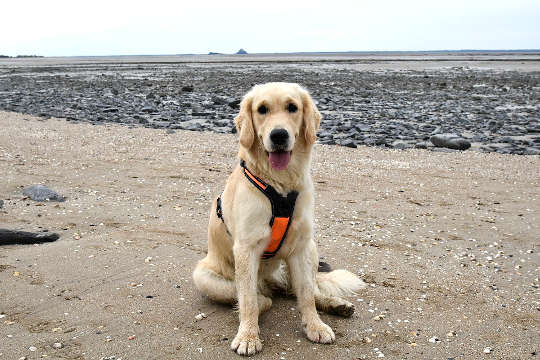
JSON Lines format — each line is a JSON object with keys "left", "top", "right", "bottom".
{"left": 216, "top": 160, "right": 298, "bottom": 259}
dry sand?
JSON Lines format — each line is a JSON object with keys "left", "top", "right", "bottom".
{"left": 0, "top": 111, "right": 538, "bottom": 359}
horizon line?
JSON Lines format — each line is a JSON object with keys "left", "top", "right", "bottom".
{"left": 2, "top": 49, "right": 540, "bottom": 58}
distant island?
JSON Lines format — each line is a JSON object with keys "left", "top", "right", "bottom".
{"left": 0, "top": 55, "right": 44, "bottom": 58}
{"left": 208, "top": 49, "right": 248, "bottom": 55}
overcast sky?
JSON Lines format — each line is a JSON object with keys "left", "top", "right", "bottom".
{"left": 1, "top": 0, "right": 539, "bottom": 56}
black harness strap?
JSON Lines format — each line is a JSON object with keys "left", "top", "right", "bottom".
{"left": 240, "top": 160, "right": 298, "bottom": 259}
{"left": 216, "top": 196, "right": 231, "bottom": 236}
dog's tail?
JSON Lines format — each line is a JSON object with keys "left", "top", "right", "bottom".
{"left": 270, "top": 262, "right": 366, "bottom": 297}
{"left": 316, "top": 269, "right": 366, "bottom": 297}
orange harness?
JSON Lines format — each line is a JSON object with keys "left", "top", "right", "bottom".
{"left": 216, "top": 160, "right": 298, "bottom": 259}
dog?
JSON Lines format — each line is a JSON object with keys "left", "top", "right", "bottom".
{"left": 193, "top": 82, "right": 365, "bottom": 356}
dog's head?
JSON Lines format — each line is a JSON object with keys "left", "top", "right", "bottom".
{"left": 234, "top": 82, "right": 321, "bottom": 171}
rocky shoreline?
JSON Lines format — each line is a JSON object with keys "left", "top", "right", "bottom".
{"left": 0, "top": 60, "right": 539, "bottom": 154}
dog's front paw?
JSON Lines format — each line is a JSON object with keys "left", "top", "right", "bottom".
{"left": 231, "top": 329, "right": 263, "bottom": 356}
{"left": 304, "top": 321, "right": 335, "bottom": 344}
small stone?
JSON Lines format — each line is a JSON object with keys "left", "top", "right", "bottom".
{"left": 128, "top": 335, "right": 136, "bottom": 340}
{"left": 484, "top": 347, "right": 492, "bottom": 354}
{"left": 52, "top": 342, "right": 63, "bottom": 349}
{"left": 194, "top": 313, "right": 207, "bottom": 321}
{"left": 23, "top": 185, "right": 65, "bottom": 202}
{"left": 429, "top": 336, "right": 440, "bottom": 343}
{"left": 29, "top": 346, "right": 37, "bottom": 351}
{"left": 144, "top": 256, "right": 152, "bottom": 263}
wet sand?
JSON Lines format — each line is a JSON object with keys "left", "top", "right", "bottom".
{"left": 0, "top": 111, "right": 538, "bottom": 359}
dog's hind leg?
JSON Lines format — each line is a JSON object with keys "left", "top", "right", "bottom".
{"left": 314, "top": 294, "right": 355, "bottom": 317}
{"left": 193, "top": 260, "right": 272, "bottom": 314}
{"left": 193, "top": 260, "right": 236, "bottom": 304}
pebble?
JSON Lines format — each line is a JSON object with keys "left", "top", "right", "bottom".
{"left": 22, "top": 185, "right": 65, "bottom": 202}
{"left": 194, "top": 312, "right": 207, "bottom": 321}
{"left": 29, "top": 346, "right": 37, "bottom": 351}
{"left": 429, "top": 336, "right": 441, "bottom": 343}
{"left": 52, "top": 342, "right": 63, "bottom": 349}
{"left": 484, "top": 347, "right": 492, "bottom": 354}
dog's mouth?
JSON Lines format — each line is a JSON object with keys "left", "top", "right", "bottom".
{"left": 267, "top": 150, "right": 291, "bottom": 171}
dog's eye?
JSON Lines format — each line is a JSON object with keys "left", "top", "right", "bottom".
{"left": 257, "top": 105, "right": 268, "bottom": 115}
{"left": 287, "top": 103, "right": 298, "bottom": 113}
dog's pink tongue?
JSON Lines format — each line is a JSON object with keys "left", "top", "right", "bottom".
{"left": 269, "top": 151, "right": 291, "bottom": 170}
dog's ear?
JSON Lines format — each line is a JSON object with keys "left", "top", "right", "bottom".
{"left": 300, "top": 88, "right": 321, "bottom": 145}
{"left": 234, "top": 92, "right": 255, "bottom": 149}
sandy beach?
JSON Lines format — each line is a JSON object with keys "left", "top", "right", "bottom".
{"left": 0, "top": 111, "right": 538, "bottom": 359}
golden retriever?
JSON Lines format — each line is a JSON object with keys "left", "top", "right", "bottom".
{"left": 193, "top": 82, "right": 365, "bottom": 356}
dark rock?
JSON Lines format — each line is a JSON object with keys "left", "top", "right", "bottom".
{"left": 339, "top": 139, "right": 357, "bottom": 148}
{"left": 0, "top": 229, "right": 60, "bottom": 245}
{"left": 213, "top": 119, "right": 232, "bottom": 127}
{"left": 141, "top": 106, "right": 157, "bottom": 113}
{"left": 228, "top": 99, "right": 241, "bottom": 109}
{"left": 177, "top": 119, "right": 204, "bottom": 131}
{"left": 191, "top": 111, "right": 213, "bottom": 116}
{"left": 22, "top": 185, "right": 65, "bottom": 202}
{"left": 392, "top": 141, "right": 411, "bottom": 150}
{"left": 523, "top": 147, "right": 540, "bottom": 155}
{"left": 355, "top": 124, "right": 371, "bottom": 132}
{"left": 181, "top": 85, "right": 194, "bottom": 92}
{"left": 102, "top": 107, "right": 119, "bottom": 113}
{"left": 430, "top": 134, "right": 471, "bottom": 150}
{"left": 211, "top": 96, "right": 227, "bottom": 105}
{"left": 0, "top": 199, "right": 3, "bottom": 209}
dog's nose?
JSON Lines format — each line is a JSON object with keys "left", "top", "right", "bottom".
{"left": 270, "top": 128, "right": 289, "bottom": 146}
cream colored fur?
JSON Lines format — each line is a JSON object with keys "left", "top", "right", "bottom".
{"left": 192, "top": 82, "right": 365, "bottom": 356}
